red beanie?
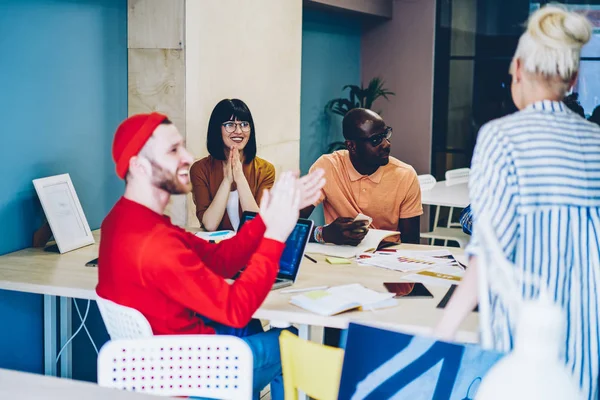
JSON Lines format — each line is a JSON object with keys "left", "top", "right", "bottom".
{"left": 112, "top": 112, "right": 168, "bottom": 179}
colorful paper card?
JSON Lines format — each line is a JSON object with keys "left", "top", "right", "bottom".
{"left": 338, "top": 323, "right": 504, "bottom": 399}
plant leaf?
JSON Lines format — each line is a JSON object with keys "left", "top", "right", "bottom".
{"left": 327, "top": 141, "right": 347, "bottom": 153}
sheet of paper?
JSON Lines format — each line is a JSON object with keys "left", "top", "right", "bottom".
{"left": 401, "top": 264, "right": 465, "bottom": 287}
{"left": 327, "top": 284, "right": 395, "bottom": 307}
{"left": 47, "top": 182, "right": 86, "bottom": 243}
{"left": 305, "top": 229, "right": 400, "bottom": 258}
{"left": 356, "top": 249, "right": 457, "bottom": 272}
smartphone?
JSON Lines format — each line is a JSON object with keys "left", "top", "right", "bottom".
{"left": 354, "top": 213, "right": 373, "bottom": 225}
{"left": 383, "top": 282, "right": 434, "bottom": 298}
{"left": 85, "top": 257, "right": 99, "bottom": 267}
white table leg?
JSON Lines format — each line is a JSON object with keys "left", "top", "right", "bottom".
{"left": 298, "top": 324, "right": 311, "bottom": 400}
{"left": 298, "top": 324, "right": 311, "bottom": 341}
{"left": 59, "top": 297, "right": 72, "bottom": 378}
{"left": 297, "top": 324, "right": 311, "bottom": 400}
{"left": 43, "top": 295, "right": 57, "bottom": 376}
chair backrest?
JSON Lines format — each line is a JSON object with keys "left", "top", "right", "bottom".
{"left": 417, "top": 174, "right": 437, "bottom": 191}
{"left": 96, "top": 293, "right": 153, "bottom": 339}
{"left": 279, "top": 330, "right": 344, "bottom": 400}
{"left": 445, "top": 168, "right": 470, "bottom": 185}
{"left": 97, "top": 335, "right": 253, "bottom": 399}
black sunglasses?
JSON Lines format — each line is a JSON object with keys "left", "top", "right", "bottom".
{"left": 353, "top": 127, "right": 392, "bottom": 147}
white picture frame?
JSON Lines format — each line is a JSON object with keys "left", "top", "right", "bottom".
{"left": 32, "top": 173, "right": 95, "bottom": 253}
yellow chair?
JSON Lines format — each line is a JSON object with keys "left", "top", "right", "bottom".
{"left": 279, "top": 330, "right": 345, "bottom": 400}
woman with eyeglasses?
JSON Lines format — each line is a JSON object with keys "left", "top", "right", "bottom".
{"left": 190, "top": 99, "right": 275, "bottom": 231}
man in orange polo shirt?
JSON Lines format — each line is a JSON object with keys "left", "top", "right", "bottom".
{"left": 301, "top": 108, "right": 423, "bottom": 246}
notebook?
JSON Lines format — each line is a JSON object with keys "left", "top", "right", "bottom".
{"left": 305, "top": 229, "right": 400, "bottom": 258}
{"left": 289, "top": 284, "right": 397, "bottom": 316}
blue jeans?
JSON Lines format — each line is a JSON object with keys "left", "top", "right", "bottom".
{"left": 199, "top": 318, "right": 292, "bottom": 400}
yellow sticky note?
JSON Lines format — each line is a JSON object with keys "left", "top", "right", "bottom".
{"left": 305, "top": 290, "right": 331, "bottom": 300}
{"left": 326, "top": 257, "right": 352, "bottom": 265}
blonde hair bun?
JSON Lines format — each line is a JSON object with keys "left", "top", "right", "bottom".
{"left": 515, "top": 5, "right": 593, "bottom": 81}
{"left": 528, "top": 5, "right": 592, "bottom": 49}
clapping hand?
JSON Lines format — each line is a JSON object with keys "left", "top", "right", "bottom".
{"left": 260, "top": 171, "right": 301, "bottom": 243}
{"left": 298, "top": 168, "right": 325, "bottom": 209}
{"left": 231, "top": 146, "right": 244, "bottom": 183}
{"left": 223, "top": 148, "right": 234, "bottom": 184}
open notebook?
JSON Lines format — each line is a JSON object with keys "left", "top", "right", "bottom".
{"left": 289, "top": 284, "right": 397, "bottom": 316}
{"left": 305, "top": 229, "right": 400, "bottom": 258}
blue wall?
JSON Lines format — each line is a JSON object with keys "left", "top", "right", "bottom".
{"left": 300, "top": 9, "right": 361, "bottom": 225}
{"left": 0, "top": 0, "right": 127, "bottom": 377}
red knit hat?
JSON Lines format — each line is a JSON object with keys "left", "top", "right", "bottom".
{"left": 112, "top": 112, "right": 168, "bottom": 179}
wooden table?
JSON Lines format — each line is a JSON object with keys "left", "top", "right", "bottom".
{"left": 0, "top": 368, "right": 164, "bottom": 399}
{"left": 0, "top": 231, "right": 478, "bottom": 377}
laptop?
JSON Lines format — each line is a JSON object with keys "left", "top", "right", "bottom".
{"left": 236, "top": 211, "right": 313, "bottom": 290}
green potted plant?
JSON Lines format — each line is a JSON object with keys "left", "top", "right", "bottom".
{"left": 324, "top": 77, "right": 395, "bottom": 152}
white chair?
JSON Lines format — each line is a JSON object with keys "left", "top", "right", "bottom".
{"left": 444, "top": 168, "right": 470, "bottom": 229}
{"left": 98, "top": 335, "right": 253, "bottom": 399}
{"left": 420, "top": 168, "right": 470, "bottom": 247}
{"left": 418, "top": 174, "right": 436, "bottom": 191}
{"left": 96, "top": 293, "right": 153, "bottom": 339}
{"left": 95, "top": 293, "right": 254, "bottom": 399}
{"left": 445, "top": 167, "right": 470, "bottom": 186}
{"left": 421, "top": 227, "right": 470, "bottom": 248}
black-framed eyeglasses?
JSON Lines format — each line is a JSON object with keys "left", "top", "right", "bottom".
{"left": 353, "top": 127, "right": 392, "bottom": 147}
{"left": 222, "top": 121, "right": 251, "bottom": 133}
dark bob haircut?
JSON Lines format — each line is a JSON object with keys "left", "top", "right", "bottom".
{"left": 206, "top": 99, "right": 257, "bottom": 163}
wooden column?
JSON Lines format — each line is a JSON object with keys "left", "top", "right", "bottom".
{"left": 127, "top": 0, "right": 187, "bottom": 226}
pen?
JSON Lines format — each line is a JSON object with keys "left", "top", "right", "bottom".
{"left": 304, "top": 254, "right": 317, "bottom": 263}
{"left": 280, "top": 286, "right": 328, "bottom": 294}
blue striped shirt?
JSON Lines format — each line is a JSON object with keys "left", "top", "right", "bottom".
{"left": 467, "top": 100, "right": 600, "bottom": 400}
{"left": 459, "top": 205, "right": 473, "bottom": 235}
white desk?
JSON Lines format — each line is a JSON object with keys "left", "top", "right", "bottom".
{"left": 256, "top": 249, "right": 478, "bottom": 343}
{"left": 421, "top": 181, "right": 469, "bottom": 208}
{"left": 0, "top": 368, "right": 163, "bottom": 399}
{"left": 0, "top": 231, "right": 478, "bottom": 377}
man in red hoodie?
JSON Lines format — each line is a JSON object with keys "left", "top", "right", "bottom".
{"left": 96, "top": 112, "right": 325, "bottom": 400}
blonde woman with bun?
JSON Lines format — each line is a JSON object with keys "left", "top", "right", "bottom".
{"left": 435, "top": 5, "right": 600, "bottom": 399}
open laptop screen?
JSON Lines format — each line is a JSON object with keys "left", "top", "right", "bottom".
{"left": 239, "top": 211, "right": 313, "bottom": 281}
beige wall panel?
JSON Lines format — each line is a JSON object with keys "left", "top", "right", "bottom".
{"left": 258, "top": 140, "right": 300, "bottom": 176}
{"left": 185, "top": 0, "right": 303, "bottom": 226}
{"left": 128, "top": 49, "right": 185, "bottom": 134}
{"left": 128, "top": 48, "right": 187, "bottom": 226}
{"left": 128, "top": 0, "right": 184, "bottom": 49}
